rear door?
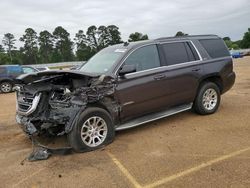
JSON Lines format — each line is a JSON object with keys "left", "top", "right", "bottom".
{"left": 115, "top": 44, "right": 168, "bottom": 121}
{"left": 158, "top": 41, "right": 203, "bottom": 107}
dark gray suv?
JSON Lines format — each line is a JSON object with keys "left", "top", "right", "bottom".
{"left": 15, "top": 35, "right": 235, "bottom": 154}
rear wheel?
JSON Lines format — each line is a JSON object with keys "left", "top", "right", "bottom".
{"left": 67, "top": 107, "right": 115, "bottom": 152}
{"left": 0, "top": 82, "right": 12, "bottom": 93}
{"left": 193, "top": 82, "right": 221, "bottom": 115}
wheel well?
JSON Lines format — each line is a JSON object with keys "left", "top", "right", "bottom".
{"left": 86, "top": 101, "right": 119, "bottom": 125}
{"left": 0, "top": 79, "right": 13, "bottom": 85}
{"left": 87, "top": 102, "right": 110, "bottom": 114}
{"left": 199, "top": 76, "right": 223, "bottom": 93}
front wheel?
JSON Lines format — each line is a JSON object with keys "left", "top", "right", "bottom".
{"left": 193, "top": 82, "right": 221, "bottom": 115}
{"left": 0, "top": 82, "right": 13, "bottom": 93}
{"left": 67, "top": 107, "right": 115, "bottom": 152}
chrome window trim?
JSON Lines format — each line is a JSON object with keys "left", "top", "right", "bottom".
{"left": 201, "top": 56, "right": 232, "bottom": 63}
{"left": 190, "top": 41, "right": 203, "bottom": 60}
{"left": 115, "top": 40, "right": 203, "bottom": 77}
{"left": 158, "top": 40, "right": 203, "bottom": 61}
{"left": 124, "top": 59, "right": 201, "bottom": 78}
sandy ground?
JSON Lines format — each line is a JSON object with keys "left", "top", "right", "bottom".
{"left": 0, "top": 57, "right": 249, "bottom": 188}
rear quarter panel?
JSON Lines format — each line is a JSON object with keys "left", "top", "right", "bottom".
{"left": 200, "top": 56, "right": 235, "bottom": 94}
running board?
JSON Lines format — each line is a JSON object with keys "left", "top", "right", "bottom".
{"left": 115, "top": 103, "right": 192, "bottom": 131}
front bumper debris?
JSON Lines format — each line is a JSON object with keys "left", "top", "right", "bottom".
{"left": 16, "top": 114, "right": 38, "bottom": 136}
{"left": 28, "top": 138, "right": 72, "bottom": 161}
{"left": 28, "top": 137, "right": 73, "bottom": 161}
{"left": 15, "top": 72, "right": 118, "bottom": 161}
{"left": 16, "top": 114, "right": 73, "bottom": 161}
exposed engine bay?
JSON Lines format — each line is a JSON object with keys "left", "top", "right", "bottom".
{"left": 14, "top": 70, "right": 119, "bottom": 161}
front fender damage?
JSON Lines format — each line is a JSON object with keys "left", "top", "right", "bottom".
{"left": 15, "top": 71, "right": 119, "bottom": 161}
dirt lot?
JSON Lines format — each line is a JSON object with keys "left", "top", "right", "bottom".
{"left": 0, "top": 57, "right": 250, "bottom": 188}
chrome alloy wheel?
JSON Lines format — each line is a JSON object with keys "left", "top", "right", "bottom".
{"left": 202, "top": 88, "right": 218, "bottom": 110}
{"left": 1, "top": 82, "right": 11, "bottom": 93}
{"left": 80, "top": 116, "right": 108, "bottom": 147}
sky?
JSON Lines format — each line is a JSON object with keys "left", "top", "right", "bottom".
{"left": 0, "top": 0, "right": 250, "bottom": 47}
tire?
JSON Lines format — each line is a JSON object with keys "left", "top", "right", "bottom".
{"left": 67, "top": 107, "right": 115, "bottom": 152}
{"left": 193, "top": 82, "right": 221, "bottom": 115}
{"left": 0, "top": 81, "right": 13, "bottom": 93}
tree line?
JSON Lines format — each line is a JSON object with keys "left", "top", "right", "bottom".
{"left": 222, "top": 32, "right": 250, "bottom": 50}
{"left": 0, "top": 25, "right": 148, "bottom": 65}
{"left": 1, "top": 27, "right": 250, "bottom": 65}
{"left": 175, "top": 29, "right": 250, "bottom": 50}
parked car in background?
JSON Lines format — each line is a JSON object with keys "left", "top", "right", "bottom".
{"left": 0, "top": 65, "right": 24, "bottom": 93}
{"left": 230, "top": 51, "right": 243, "bottom": 58}
{"left": 70, "top": 62, "right": 86, "bottom": 70}
{"left": 0, "top": 65, "right": 40, "bottom": 93}
{"left": 15, "top": 35, "right": 235, "bottom": 154}
{"left": 36, "top": 67, "right": 50, "bottom": 71}
{"left": 70, "top": 65, "right": 81, "bottom": 70}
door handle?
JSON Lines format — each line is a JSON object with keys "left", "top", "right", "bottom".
{"left": 192, "top": 68, "right": 201, "bottom": 72}
{"left": 154, "top": 74, "right": 166, "bottom": 80}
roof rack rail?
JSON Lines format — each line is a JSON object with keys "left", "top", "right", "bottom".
{"left": 155, "top": 34, "right": 219, "bottom": 41}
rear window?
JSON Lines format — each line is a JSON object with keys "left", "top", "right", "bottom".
{"left": 161, "top": 42, "right": 199, "bottom": 66}
{"left": 199, "top": 39, "right": 230, "bottom": 58}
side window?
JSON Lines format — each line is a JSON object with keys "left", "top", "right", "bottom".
{"left": 124, "top": 45, "right": 160, "bottom": 72}
{"left": 199, "top": 39, "right": 230, "bottom": 58}
{"left": 161, "top": 42, "right": 190, "bottom": 66}
{"left": 22, "top": 67, "right": 36, "bottom": 73}
{"left": 185, "top": 42, "right": 200, "bottom": 61}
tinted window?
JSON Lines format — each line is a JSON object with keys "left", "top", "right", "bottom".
{"left": 162, "top": 42, "right": 190, "bottom": 66}
{"left": 124, "top": 45, "right": 160, "bottom": 72}
{"left": 199, "top": 39, "right": 230, "bottom": 58}
{"left": 185, "top": 42, "right": 199, "bottom": 61}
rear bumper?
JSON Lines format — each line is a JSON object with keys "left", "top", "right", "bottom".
{"left": 222, "top": 72, "right": 236, "bottom": 94}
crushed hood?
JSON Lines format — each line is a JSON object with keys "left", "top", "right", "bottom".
{"left": 15, "top": 70, "right": 100, "bottom": 84}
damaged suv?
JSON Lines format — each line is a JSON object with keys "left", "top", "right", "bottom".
{"left": 15, "top": 35, "right": 235, "bottom": 153}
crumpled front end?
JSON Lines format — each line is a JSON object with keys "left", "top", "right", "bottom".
{"left": 16, "top": 88, "right": 84, "bottom": 137}
{"left": 15, "top": 71, "right": 118, "bottom": 138}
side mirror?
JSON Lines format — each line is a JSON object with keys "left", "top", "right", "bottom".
{"left": 119, "top": 64, "right": 136, "bottom": 76}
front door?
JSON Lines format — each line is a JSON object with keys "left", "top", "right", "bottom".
{"left": 115, "top": 44, "right": 167, "bottom": 122}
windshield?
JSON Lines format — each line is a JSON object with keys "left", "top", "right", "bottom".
{"left": 80, "top": 47, "right": 126, "bottom": 74}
